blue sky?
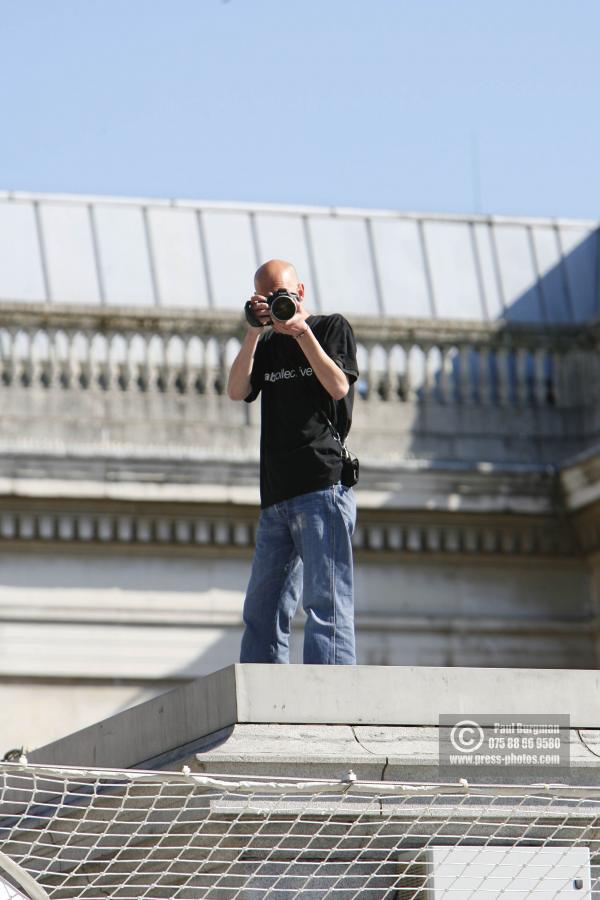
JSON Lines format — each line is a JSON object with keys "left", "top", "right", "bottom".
{"left": 0, "top": 0, "right": 598, "bottom": 218}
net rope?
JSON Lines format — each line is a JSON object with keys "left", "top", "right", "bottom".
{"left": 1, "top": 762, "right": 600, "bottom": 898}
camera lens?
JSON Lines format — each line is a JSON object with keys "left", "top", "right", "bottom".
{"left": 270, "top": 293, "right": 297, "bottom": 321}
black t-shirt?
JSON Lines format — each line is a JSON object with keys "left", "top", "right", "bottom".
{"left": 244, "top": 313, "right": 359, "bottom": 509}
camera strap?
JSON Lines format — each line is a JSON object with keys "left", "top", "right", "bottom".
{"left": 306, "top": 376, "right": 353, "bottom": 459}
{"left": 321, "top": 412, "right": 352, "bottom": 458}
{"left": 303, "top": 349, "right": 359, "bottom": 487}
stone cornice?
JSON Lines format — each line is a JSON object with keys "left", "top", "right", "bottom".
{"left": 0, "top": 301, "right": 594, "bottom": 347}
{"left": 0, "top": 435, "right": 597, "bottom": 557}
{"left": 0, "top": 493, "right": 581, "bottom": 558}
{"left": 0, "top": 302, "right": 246, "bottom": 338}
{"left": 0, "top": 458, "right": 558, "bottom": 514}
{"left": 0, "top": 443, "right": 591, "bottom": 556}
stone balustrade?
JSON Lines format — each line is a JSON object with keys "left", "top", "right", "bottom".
{"left": 0, "top": 302, "right": 597, "bottom": 410}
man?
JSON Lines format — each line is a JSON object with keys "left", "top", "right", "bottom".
{"left": 227, "top": 259, "right": 359, "bottom": 665}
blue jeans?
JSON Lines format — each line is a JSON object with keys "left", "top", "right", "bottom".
{"left": 240, "top": 482, "right": 357, "bottom": 664}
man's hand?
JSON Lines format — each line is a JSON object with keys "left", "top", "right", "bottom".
{"left": 269, "top": 308, "right": 308, "bottom": 338}
{"left": 246, "top": 294, "right": 271, "bottom": 329}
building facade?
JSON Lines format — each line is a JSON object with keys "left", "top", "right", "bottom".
{"left": 0, "top": 191, "right": 599, "bottom": 753}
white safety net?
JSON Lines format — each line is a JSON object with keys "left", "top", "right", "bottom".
{"left": 1, "top": 762, "right": 600, "bottom": 898}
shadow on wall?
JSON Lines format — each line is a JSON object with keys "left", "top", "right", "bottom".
{"left": 497, "top": 228, "right": 598, "bottom": 325}
{"left": 352, "top": 227, "right": 600, "bottom": 467}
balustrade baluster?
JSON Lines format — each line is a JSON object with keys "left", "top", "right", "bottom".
{"left": 108, "top": 334, "right": 119, "bottom": 391}
{"left": 135, "top": 334, "right": 149, "bottom": 392}
{"left": 201, "top": 337, "right": 213, "bottom": 396}
{"left": 61, "top": 330, "right": 74, "bottom": 389}
{"left": 4, "top": 329, "right": 15, "bottom": 385}
{"left": 382, "top": 344, "right": 394, "bottom": 401}
{"left": 581, "top": 346, "right": 597, "bottom": 407}
{"left": 175, "top": 335, "right": 189, "bottom": 394}
{"left": 366, "top": 343, "right": 376, "bottom": 400}
{"left": 515, "top": 346, "right": 530, "bottom": 406}
{"left": 168, "top": 334, "right": 184, "bottom": 393}
{"left": 421, "top": 344, "right": 434, "bottom": 403}
{"left": 547, "top": 349, "right": 560, "bottom": 407}
{"left": 29, "top": 331, "right": 43, "bottom": 388}
{"left": 402, "top": 344, "right": 415, "bottom": 403}
{"left": 155, "top": 333, "right": 169, "bottom": 393}
{"left": 165, "top": 333, "right": 176, "bottom": 393}
{"left": 533, "top": 347, "right": 548, "bottom": 407}
{"left": 185, "top": 336, "right": 200, "bottom": 394}
{"left": 119, "top": 333, "right": 133, "bottom": 391}
{"left": 146, "top": 333, "right": 157, "bottom": 392}
{"left": 54, "top": 329, "right": 65, "bottom": 386}
{"left": 479, "top": 345, "right": 492, "bottom": 405}
{"left": 496, "top": 345, "right": 511, "bottom": 406}
{"left": 437, "top": 346, "right": 450, "bottom": 404}
{"left": 446, "top": 345, "right": 458, "bottom": 404}
{"left": 93, "top": 331, "right": 108, "bottom": 391}
{"left": 215, "top": 336, "right": 228, "bottom": 396}
{"left": 43, "top": 329, "right": 56, "bottom": 388}
{"left": 471, "top": 344, "right": 483, "bottom": 405}
{"left": 456, "top": 344, "right": 471, "bottom": 405}
{"left": 107, "top": 333, "right": 123, "bottom": 392}
{"left": 78, "top": 331, "right": 92, "bottom": 389}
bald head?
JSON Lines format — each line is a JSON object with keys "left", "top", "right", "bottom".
{"left": 254, "top": 259, "right": 302, "bottom": 298}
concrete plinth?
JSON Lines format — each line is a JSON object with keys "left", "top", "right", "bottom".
{"left": 29, "top": 664, "right": 600, "bottom": 785}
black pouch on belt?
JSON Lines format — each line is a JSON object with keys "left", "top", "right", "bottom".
{"left": 341, "top": 445, "right": 360, "bottom": 487}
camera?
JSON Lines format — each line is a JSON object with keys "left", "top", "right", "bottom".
{"left": 245, "top": 289, "right": 299, "bottom": 328}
